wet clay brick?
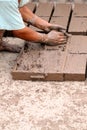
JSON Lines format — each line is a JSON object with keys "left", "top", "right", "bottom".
{"left": 67, "top": 36, "right": 87, "bottom": 54}
{"left": 63, "top": 54, "right": 86, "bottom": 81}
{"left": 35, "top": 3, "right": 54, "bottom": 17}
{"left": 51, "top": 3, "right": 72, "bottom": 31}
{"left": 53, "top": 3, "right": 72, "bottom": 17}
{"left": 50, "top": 17, "right": 69, "bottom": 30}
{"left": 26, "top": 2, "right": 36, "bottom": 12}
{"left": 69, "top": 17, "right": 87, "bottom": 34}
{"left": 73, "top": 3, "right": 87, "bottom": 17}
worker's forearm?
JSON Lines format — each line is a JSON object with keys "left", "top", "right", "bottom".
{"left": 19, "top": 5, "right": 35, "bottom": 23}
{"left": 19, "top": 6, "right": 50, "bottom": 30}
{"left": 13, "top": 27, "right": 67, "bottom": 46}
{"left": 13, "top": 27, "right": 43, "bottom": 43}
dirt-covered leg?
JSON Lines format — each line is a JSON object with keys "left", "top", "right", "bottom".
{"left": 0, "top": 30, "right": 21, "bottom": 53}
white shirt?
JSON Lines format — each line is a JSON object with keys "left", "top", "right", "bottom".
{"left": 0, "top": 0, "right": 29, "bottom": 30}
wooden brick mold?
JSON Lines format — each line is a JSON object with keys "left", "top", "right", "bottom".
{"left": 11, "top": 43, "right": 66, "bottom": 81}
{"left": 69, "top": 3, "right": 87, "bottom": 34}
{"left": 11, "top": 36, "right": 87, "bottom": 81}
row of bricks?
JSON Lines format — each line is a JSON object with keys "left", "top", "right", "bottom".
{"left": 32, "top": 0, "right": 87, "bottom": 3}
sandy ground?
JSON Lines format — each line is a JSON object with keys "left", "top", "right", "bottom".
{"left": 0, "top": 43, "right": 87, "bottom": 130}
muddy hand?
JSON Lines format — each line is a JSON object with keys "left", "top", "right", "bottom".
{"left": 41, "top": 30, "right": 67, "bottom": 46}
{"left": 48, "top": 24, "right": 66, "bottom": 32}
{"left": 60, "top": 29, "right": 71, "bottom": 38}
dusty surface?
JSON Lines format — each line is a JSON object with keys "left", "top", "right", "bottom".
{"left": 0, "top": 51, "right": 87, "bottom": 130}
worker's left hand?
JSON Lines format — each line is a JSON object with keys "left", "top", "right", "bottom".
{"left": 44, "top": 23, "right": 66, "bottom": 32}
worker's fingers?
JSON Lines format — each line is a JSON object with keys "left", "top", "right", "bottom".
{"left": 58, "top": 39, "right": 67, "bottom": 43}
{"left": 49, "top": 24, "right": 66, "bottom": 31}
{"left": 58, "top": 35, "right": 67, "bottom": 39}
{"left": 60, "top": 30, "right": 71, "bottom": 37}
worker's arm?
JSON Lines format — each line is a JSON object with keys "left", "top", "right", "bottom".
{"left": 19, "top": 5, "right": 65, "bottom": 32}
{"left": 13, "top": 27, "right": 67, "bottom": 46}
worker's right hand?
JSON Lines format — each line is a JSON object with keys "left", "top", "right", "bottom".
{"left": 41, "top": 30, "right": 67, "bottom": 46}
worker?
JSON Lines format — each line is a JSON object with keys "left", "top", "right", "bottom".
{"left": 0, "top": 0, "right": 67, "bottom": 52}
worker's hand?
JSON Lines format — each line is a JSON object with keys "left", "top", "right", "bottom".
{"left": 44, "top": 23, "right": 66, "bottom": 32}
{"left": 41, "top": 30, "right": 67, "bottom": 46}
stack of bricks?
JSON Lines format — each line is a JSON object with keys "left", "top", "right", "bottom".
{"left": 32, "top": 0, "right": 87, "bottom": 3}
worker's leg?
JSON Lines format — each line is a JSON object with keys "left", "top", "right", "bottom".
{"left": 0, "top": 30, "right": 21, "bottom": 52}
{"left": 0, "top": 30, "right": 5, "bottom": 51}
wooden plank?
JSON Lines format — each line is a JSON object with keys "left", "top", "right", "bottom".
{"left": 67, "top": 36, "right": 87, "bottom": 54}
{"left": 68, "top": 17, "right": 87, "bottom": 34}
{"left": 63, "top": 54, "right": 86, "bottom": 81}
{"left": 72, "top": 3, "right": 87, "bottom": 17}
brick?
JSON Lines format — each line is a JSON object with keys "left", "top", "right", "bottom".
{"left": 26, "top": 2, "right": 36, "bottom": 12}
{"left": 67, "top": 36, "right": 87, "bottom": 54}
{"left": 51, "top": 3, "right": 72, "bottom": 31}
{"left": 63, "top": 54, "right": 86, "bottom": 81}
{"left": 50, "top": 17, "right": 69, "bottom": 30}
{"left": 68, "top": 17, "right": 87, "bottom": 34}
{"left": 35, "top": 3, "right": 54, "bottom": 17}
{"left": 53, "top": 3, "right": 72, "bottom": 17}
{"left": 73, "top": 3, "right": 87, "bottom": 17}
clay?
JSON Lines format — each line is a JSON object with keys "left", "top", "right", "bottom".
{"left": 67, "top": 36, "right": 87, "bottom": 54}
{"left": 63, "top": 54, "right": 86, "bottom": 81}
{"left": 69, "top": 4, "right": 87, "bottom": 34}
{"left": 53, "top": 3, "right": 72, "bottom": 17}
{"left": 26, "top": 2, "right": 36, "bottom": 12}
{"left": 50, "top": 17, "right": 69, "bottom": 30}
{"left": 73, "top": 3, "right": 87, "bottom": 17}
{"left": 69, "top": 17, "right": 87, "bottom": 34}
{"left": 35, "top": 3, "right": 54, "bottom": 17}
{"left": 50, "top": 3, "right": 72, "bottom": 31}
